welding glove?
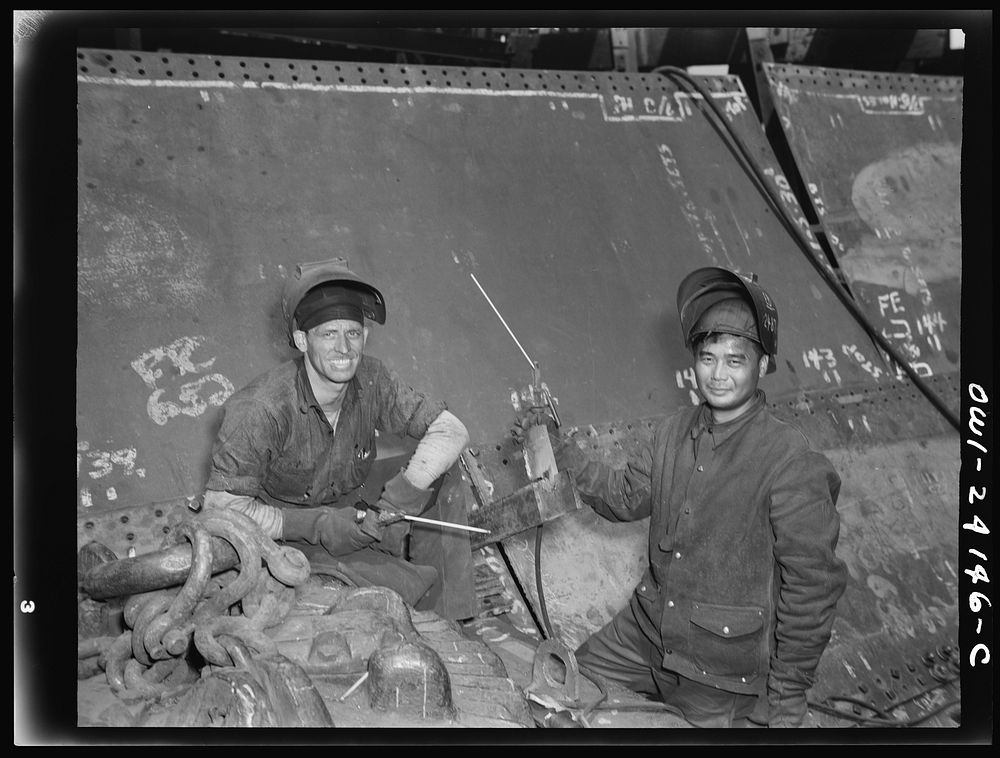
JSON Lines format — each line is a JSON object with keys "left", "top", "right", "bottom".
{"left": 353, "top": 505, "right": 411, "bottom": 559}
{"left": 377, "top": 471, "right": 434, "bottom": 517}
{"left": 371, "top": 517, "right": 412, "bottom": 559}
{"left": 281, "top": 505, "right": 377, "bottom": 557}
{"left": 766, "top": 661, "right": 813, "bottom": 728}
{"left": 510, "top": 407, "right": 558, "bottom": 445}
{"left": 512, "top": 408, "right": 591, "bottom": 477}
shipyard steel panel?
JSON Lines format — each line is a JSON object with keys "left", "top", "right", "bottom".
{"left": 763, "top": 63, "right": 962, "bottom": 379}
{"left": 75, "top": 48, "right": 964, "bottom": 728}
{"left": 77, "top": 50, "right": 895, "bottom": 513}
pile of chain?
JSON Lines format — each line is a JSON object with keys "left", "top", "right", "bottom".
{"left": 98, "top": 509, "right": 311, "bottom": 704}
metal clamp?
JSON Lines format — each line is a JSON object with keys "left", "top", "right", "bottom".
{"left": 525, "top": 639, "right": 582, "bottom": 708}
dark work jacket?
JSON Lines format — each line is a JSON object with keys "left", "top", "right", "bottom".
{"left": 555, "top": 391, "right": 847, "bottom": 699}
{"left": 206, "top": 355, "right": 446, "bottom": 508}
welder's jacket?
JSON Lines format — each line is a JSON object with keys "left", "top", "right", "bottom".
{"left": 207, "top": 354, "right": 446, "bottom": 507}
{"left": 205, "top": 354, "right": 475, "bottom": 619}
{"left": 555, "top": 391, "right": 847, "bottom": 702}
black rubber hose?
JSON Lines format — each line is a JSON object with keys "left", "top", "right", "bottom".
{"left": 807, "top": 673, "right": 960, "bottom": 727}
{"left": 533, "top": 524, "right": 555, "bottom": 641}
{"left": 651, "top": 66, "right": 960, "bottom": 433}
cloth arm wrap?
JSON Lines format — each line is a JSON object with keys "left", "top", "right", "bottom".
{"left": 202, "top": 488, "right": 284, "bottom": 540}
{"left": 401, "top": 410, "right": 469, "bottom": 490}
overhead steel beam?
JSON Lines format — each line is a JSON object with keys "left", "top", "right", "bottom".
{"left": 220, "top": 27, "right": 510, "bottom": 64}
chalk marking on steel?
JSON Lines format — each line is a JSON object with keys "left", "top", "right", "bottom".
{"left": 78, "top": 74, "right": 748, "bottom": 124}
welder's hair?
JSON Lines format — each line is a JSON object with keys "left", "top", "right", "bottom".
{"left": 692, "top": 332, "right": 765, "bottom": 364}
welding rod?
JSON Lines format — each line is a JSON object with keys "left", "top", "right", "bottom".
{"left": 401, "top": 514, "right": 490, "bottom": 534}
{"left": 470, "top": 273, "right": 537, "bottom": 371}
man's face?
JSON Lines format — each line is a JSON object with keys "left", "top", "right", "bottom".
{"left": 294, "top": 318, "right": 368, "bottom": 386}
{"left": 693, "top": 333, "right": 767, "bottom": 423}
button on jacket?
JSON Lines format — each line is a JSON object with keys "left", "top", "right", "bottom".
{"left": 555, "top": 391, "right": 847, "bottom": 699}
{"left": 207, "top": 355, "right": 446, "bottom": 507}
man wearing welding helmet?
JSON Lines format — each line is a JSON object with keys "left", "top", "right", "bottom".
{"left": 533, "top": 267, "right": 847, "bottom": 727}
{"left": 202, "top": 259, "right": 476, "bottom": 620}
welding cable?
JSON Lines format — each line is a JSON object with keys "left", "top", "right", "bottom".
{"left": 804, "top": 701, "right": 897, "bottom": 727}
{"left": 807, "top": 672, "right": 960, "bottom": 727}
{"left": 651, "top": 66, "right": 960, "bottom": 433}
{"left": 810, "top": 694, "right": 893, "bottom": 725}
{"left": 533, "top": 525, "right": 556, "bottom": 641}
{"left": 808, "top": 697, "right": 961, "bottom": 728}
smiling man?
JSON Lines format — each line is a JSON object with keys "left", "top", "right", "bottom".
{"left": 527, "top": 267, "right": 847, "bottom": 728}
{"left": 201, "top": 259, "right": 475, "bottom": 620}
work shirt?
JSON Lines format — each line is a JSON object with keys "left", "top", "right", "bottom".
{"left": 206, "top": 355, "right": 447, "bottom": 508}
{"left": 556, "top": 391, "right": 847, "bottom": 699}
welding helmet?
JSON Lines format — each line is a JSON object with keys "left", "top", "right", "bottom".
{"left": 676, "top": 266, "right": 778, "bottom": 374}
{"left": 281, "top": 259, "right": 386, "bottom": 347}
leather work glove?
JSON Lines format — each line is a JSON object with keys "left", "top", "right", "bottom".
{"left": 768, "top": 688, "right": 807, "bottom": 728}
{"left": 377, "top": 471, "right": 435, "bottom": 517}
{"left": 512, "top": 408, "right": 591, "bottom": 478}
{"left": 510, "top": 407, "right": 558, "bottom": 446}
{"left": 347, "top": 503, "right": 411, "bottom": 559}
{"left": 766, "top": 662, "right": 813, "bottom": 728}
{"left": 371, "top": 514, "right": 411, "bottom": 559}
{"left": 280, "top": 505, "right": 377, "bottom": 557}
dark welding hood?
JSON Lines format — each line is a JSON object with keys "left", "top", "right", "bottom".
{"left": 282, "top": 259, "right": 387, "bottom": 346}
{"left": 677, "top": 266, "right": 778, "bottom": 374}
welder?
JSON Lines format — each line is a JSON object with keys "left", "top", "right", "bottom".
{"left": 201, "top": 259, "right": 476, "bottom": 620}
{"left": 521, "top": 267, "right": 848, "bottom": 727}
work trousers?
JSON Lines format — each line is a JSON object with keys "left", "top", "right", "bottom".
{"left": 575, "top": 600, "right": 760, "bottom": 728}
{"left": 291, "top": 462, "right": 477, "bottom": 621}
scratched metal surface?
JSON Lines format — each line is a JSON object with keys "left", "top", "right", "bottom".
{"left": 480, "top": 377, "right": 960, "bottom": 652}
{"left": 76, "top": 48, "right": 896, "bottom": 515}
{"left": 809, "top": 434, "right": 960, "bottom": 725}
{"left": 492, "top": 431, "right": 960, "bottom": 727}
{"left": 763, "top": 63, "right": 962, "bottom": 380}
{"left": 75, "top": 48, "right": 962, "bottom": 727}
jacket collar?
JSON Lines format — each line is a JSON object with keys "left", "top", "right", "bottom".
{"left": 691, "top": 390, "right": 767, "bottom": 448}
{"left": 294, "top": 356, "right": 362, "bottom": 415}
